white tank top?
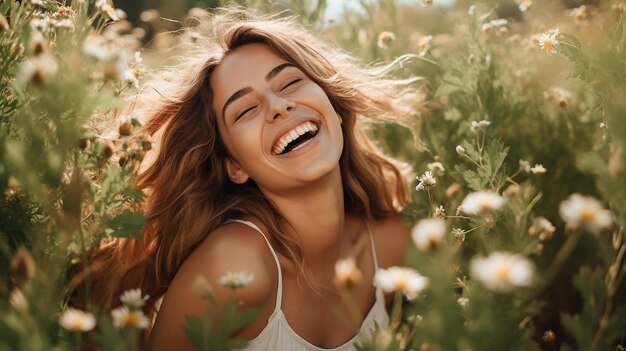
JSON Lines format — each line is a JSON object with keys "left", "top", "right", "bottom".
{"left": 229, "top": 219, "right": 389, "bottom": 351}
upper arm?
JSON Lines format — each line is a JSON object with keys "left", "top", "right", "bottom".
{"left": 146, "top": 224, "right": 275, "bottom": 351}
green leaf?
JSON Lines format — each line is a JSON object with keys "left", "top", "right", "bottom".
{"left": 105, "top": 210, "right": 146, "bottom": 238}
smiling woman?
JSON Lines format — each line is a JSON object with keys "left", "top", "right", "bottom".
{"left": 73, "top": 7, "right": 423, "bottom": 351}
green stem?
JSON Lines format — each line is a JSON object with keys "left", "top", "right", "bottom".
{"left": 532, "top": 230, "right": 583, "bottom": 299}
{"left": 389, "top": 291, "right": 403, "bottom": 331}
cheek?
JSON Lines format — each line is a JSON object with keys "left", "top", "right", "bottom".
{"left": 223, "top": 121, "right": 266, "bottom": 163}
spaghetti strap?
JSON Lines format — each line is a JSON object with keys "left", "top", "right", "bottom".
{"left": 227, "top": 219, "right": 283, "bottom": 310}
{"left": 364, "top": 221, "right": 379, "bottom": 271}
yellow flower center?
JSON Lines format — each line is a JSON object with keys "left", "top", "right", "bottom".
{"left": 395, "top": 277, "right": 409, "bottom": 291}
{"left": 580, "top": 209, "right": 596, "bottom": 222}
{"left": 496, "top": 265, "right": 510, "bottom": 282}
{"left": 70, "top": 318, "right": 84, "bottom": 331}
{"left": 122, "top": 313, "right": 140, "bottom": 327}
{"left": 543, "top": 40, "right": 553, "bottom": 53}
{"left": 478, "top": 199, "right": 491, "bottom": 211}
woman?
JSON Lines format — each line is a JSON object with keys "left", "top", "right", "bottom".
{"left": 82, "top": 8, "right": 421, "bottom": 351}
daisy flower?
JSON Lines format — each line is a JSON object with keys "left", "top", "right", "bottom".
{"left": 411, "top": 218, "right": 447, "bottom": 251}
{"left": 120, "top": 288, "right": 150, "bottom": 309}
{"left": 375, "top": 267, "right": 429, "bottom": 300}
{"left": 538, "top": 29, "right": 560, "bottom": 55}
{"left": 377, "top": 31, "right": 396, "bottom": 49}
{"left": 18, "top": 54, "right": 58, "bottom": 85}
{"left": 96, "top": 0, "right": 127, "bottom": 21}
{"left": 470, "top": 252, "right": 534, "bottom": 292}
{"left": 570, "top": 5, "right": 587, "bottom": 21}
{"left": 530, "top": 164, "right": 547, "bottom": 174}
{"left": 111, "top": 306, "right": 150, "bottom": 329}
{"left": 460, "top": 191, "right": 505, "bottom": 215}
{"left": 515, "top": 0, "right": 533, "bottom": 12}
{"left": 559, "top": 194, "right": 612, "bottom": 234}
{"left": 415, "top": 171, "right": 436, "bottom": 191}
{"left": 418, "top": 35, "right": 432, "bottom": 56}
{"left": 334, "top": 258, "right": 363, "bottom": 289}
{"left": 59, "top": 308, "right": 97, "bottom": 332}
{"left": 218, "top": 271, "right": 255, "bottom": 289}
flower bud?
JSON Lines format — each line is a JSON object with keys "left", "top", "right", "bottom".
{"left": 445, "top": 183, "right": 461, "bottom": 199}
{"left": 119, "top": 121, "right": 132, "bottom": 136}
{"left": 78, "top": 137, "right": 90, "bottom": 150}
{"left": 542, "top": 330, "right": 556, "bottom": 343}
{"left": 456, "top": 145, "right": 466, "bottom": 156}
{"left": 101, "top": 141, "right": 115, "bottom": 159}
{"left": 10, "top": 248, "right": 36, "bottom": 284}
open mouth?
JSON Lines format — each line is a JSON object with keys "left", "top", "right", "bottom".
{"left": 272, "top": 121, "right": 320, "bottom": 156}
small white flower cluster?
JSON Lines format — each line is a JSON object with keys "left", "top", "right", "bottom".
{"left": 470, "top": 252, "right": 535, "bottom": 293}
{"left": 518, "top": 159, "right": 546, "bottom": 174}
{"left": 451, "top": 227, "right": 466, "bottom": 242}
{"left": 120, "top": 288, "right": 150, "bottom": 309}
{"left": 559, "top": 194, "right": 613, "bottom": 235}
{"left": 83, "top": 29, "right": 142, "bottom": 86}
{"left": 375, "top": 267, "right": 429, "bottom": 300}
{"left": 111, "top": 288, "right": 150, "bottom": 329}
{"left": 528, "top": 217, "right": 556, "bottom": 241}
{"left": 415, "top": 170, "right": 436, "bottom": 191}
{"left": 434, "top": 205, "right": 446, "bottom": 219}
{"left": 218, "top": 271, "right": 255, "bottom": 290}
{"left": 470, "top": 120, "right": 491, "bottom": 132}
{"left": 482, "top": 19, "right": 508, "bottom": 35}
{"left": 96, "top": 0, "right": 127, "bottom": 22}
{"left": 570, "top": 5, "right": 588, "bottom": 21}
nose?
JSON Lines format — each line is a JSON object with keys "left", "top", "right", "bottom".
{"left": 266, "top": 95, "right": 296, "bottom": 122}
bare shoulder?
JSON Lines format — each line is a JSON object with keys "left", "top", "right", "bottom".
{"left": 147, "top": 222, "right": 277, "bottom": 351}
{"left": 368, "top": 213, "right": 412, "bottom": 269}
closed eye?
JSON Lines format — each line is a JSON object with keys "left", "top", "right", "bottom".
{"left": 281, "top": 79, "right": 302, "bottom": 91}
{"left": 235, "top": 106, "right": 257, "bottom": 121}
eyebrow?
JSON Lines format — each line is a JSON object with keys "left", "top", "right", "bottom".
{"left": 221, "top": 63, "right": 297, "bottom": 122}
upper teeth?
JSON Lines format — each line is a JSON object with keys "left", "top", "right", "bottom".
{"left": 273, "top": 121, "right": 319, "bottom": 155}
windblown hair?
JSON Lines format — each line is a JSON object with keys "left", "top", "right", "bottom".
{"left": 75, "top": 7, "right": 421, "bottom": 343}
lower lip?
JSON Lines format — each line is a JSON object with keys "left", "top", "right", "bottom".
{"left": 274, "top": 130, "right": 321, "bottom": 158}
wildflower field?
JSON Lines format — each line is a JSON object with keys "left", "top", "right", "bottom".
{"left": 1, "top": 0, "right": 625, "bottom": 350}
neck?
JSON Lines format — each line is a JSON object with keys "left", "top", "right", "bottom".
{"left": 261, "top": 166, "right": 348, "bottom": 266}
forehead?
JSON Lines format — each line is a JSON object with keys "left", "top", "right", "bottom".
{"left": 211, "top": 44, "right": 290, "bottom": 106}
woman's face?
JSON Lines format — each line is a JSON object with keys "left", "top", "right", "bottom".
{"left": 211, "top": 43, "right": 344, "bottom": 194}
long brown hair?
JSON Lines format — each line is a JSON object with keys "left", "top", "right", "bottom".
{"left": 75, "top": 6, "right": 421, "bottom": 337}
